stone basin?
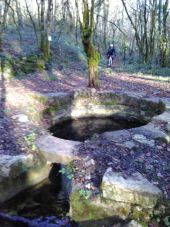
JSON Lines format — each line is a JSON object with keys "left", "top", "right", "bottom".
{"left": 35, "top": 90, "right": 170, "bottom": 224}
{"left": 36, "top": 90, "right": 169, "bottom": 165}
{"left": 1, "top": 90, "right": 170, "bottom": 226}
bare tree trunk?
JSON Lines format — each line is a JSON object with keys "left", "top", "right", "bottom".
{"left": 121, "top": 0, "right": 158, "bottom": 64}
{"left": 161, "top": 0, "right": 169, "bottom": 66}
{"left": 40, "top": 0, "right": 45, "bottom": 54}
{"left": 44, "top": 0, "right": 53, "bottom": 59}
{"left": 36, "top": 0, "right": 41, "bottom": 26}
{"left": 150, "top": 0, "right": 157, "bottom": 56}
{"left": 103, "top": 0, "right": 109, "bottom": 50}
{"left": 75, "top": 8, "right": 79, "bottom": 45}
{"left": 158, "top": 0, "right": 162, "bottom": 63}
{"left": 25, "top": 0, "right": 39, "bottom": 46}
{"left": 15, "top": 0, "right": 23, "bottom": 28}
{"left": 0, "top": 0, "right": 11, "bottom": 50}
{"left": 7, "top": 0, "right": 22, "bottom": 41}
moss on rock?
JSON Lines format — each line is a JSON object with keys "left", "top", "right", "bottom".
{"left": 70, "top": 190, "right": 131, "bottom": 222}
{"left": 0, "top": 54, "right": 47, "bottom": 77}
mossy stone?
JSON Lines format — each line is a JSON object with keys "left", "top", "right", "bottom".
{"left": 105, "top": 99, "right": 118, "bottom": 106}
{"left": 70, "top": 191, "right": 131, "bottom": 222}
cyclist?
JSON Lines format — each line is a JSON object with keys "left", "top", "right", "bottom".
{"left": 106, "top": 44, "right": 116, "bottom": 67}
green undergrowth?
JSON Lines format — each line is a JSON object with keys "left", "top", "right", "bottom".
{"left": 0, "top": 53, "right": 46, "bottom": 78}
{"left": 149, "top": 204, "right": 170, "bottom": 227}
{"left": 24, "top": 130, "right": 37, "bottom": 151}
{"left": 51, "top": 34, "right": 87, "bottom": 72}
{"left": 1, "top": 32, "right": 87, "bottom": 79}
{"left": 114, "top": 63, "right": 170, "bottom": 82}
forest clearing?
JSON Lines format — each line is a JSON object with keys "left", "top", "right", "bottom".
{"left": 0, "top": 0, "right": 170, "bottom": 226}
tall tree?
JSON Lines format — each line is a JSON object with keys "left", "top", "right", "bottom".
{"left": 25, "top": 0, "right": 39, "bottom": 45}
{"left": 160, "top": 0, "right": 169, "bottom": 66}
{"left": 121, "top": 0, "right": 158, "bottom": 63}
{"left": 0, "top": 0, "right": 11, "bottom": 50}
{"left": 45, "top": 0, "right": 53, "bottom": 58}
{"left": 75, "top": 0, "right": 100, "bottom": 88}
{"left": 39, "top": 0, "right": 53, "bottom": 59}
{"left": 103, "top": 0, "right": 109, "bottom": 49}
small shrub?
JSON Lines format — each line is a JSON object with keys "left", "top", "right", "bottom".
{"left": 79, "top": 189, "right": 92, "bottom": 199}
{"left": 59, "top": 163, "right": 74, "bottom": 180}
{"left": 24, "top": 130, "right": 37, "bottom": 151}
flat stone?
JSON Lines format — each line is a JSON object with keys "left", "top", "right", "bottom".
{"left": 102, "top": 129, "right": 131, "bottom": 143}
{"left": 133, "top": 134, "right": 155, "bottom": 147}
{"left": 101, "top": 169, "right": 162, "bottom": 208}
{"left": 121, "top": 141, "right": 136, "bottom": 149}
{"left": 161, "top": 98, "right": 170, "bottom": 110}
{"left": 84, "top": 157, "right": 95, "bottom": 167}
{"left": 12, "top": 114, "right": 29, "bottom": 123}
{"left": 36, "top": 134, "right": 81, "bottom": 164}
{"left": 153, "top": 111, "right": 170, "bottom": 123}
{"left": 131, "top": 124, "right": 167, "bottom": 140}
{"left": 126, "top": 220, "right": 144, "bottom": 227}
{"left": 0, "top": 154, "right": 50, "bottom": 203}
{"left": 0, "top": 154, "right": 35, "bottom": 178}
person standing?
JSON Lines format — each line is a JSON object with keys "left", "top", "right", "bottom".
{"left": 106, "top": 44, "right": 116, "bottom": 67}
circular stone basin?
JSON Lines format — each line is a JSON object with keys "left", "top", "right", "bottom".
{"left": 49, "top": 117, "right": 145, "bottom": 142}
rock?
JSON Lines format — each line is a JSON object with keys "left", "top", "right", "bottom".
{"left": 102, "top": 129, "right": 131, "bottom": 143}
{"left": 70, "top": 191, "right": 131, "bottom": 222}
{"left": 126, "top": 220, "right": 144, "bottom": 227}
{"left": 145, "top": 164, "right": 154, "bottom": 171}
{"left": 84, "top": 157, "right": 95, "bottom": 167}
{"left": 85, "top": 183, "right": 93, "bottom": 189}
{"left": 101, "top": 169, "right": 162, "bottom": 208}
{"left": 131, "top": 124, "right": 167, "bottom": 140}
{"left": 36, "top": 134, "right": 81, "bottom": 164}
{"left": 163, "top": 99, "right": 170, "bottom": 110}
{"left": 153, "top": 111, "right": 170, "bottom": 123}
{"left": 133, "top": 134, "right": 155, "bottom": 147}
{"left": 85, "top": 175, "right": 91, "bottom": 180}
{"left": 167, "top": 123, "right": 170, "bottom": 133}
{"left": 70, "top": 168, "right": 162, "bottom": 223}
{"left": 122, "top": 141, "right": 136, "bottom": 149}
{"left": 0, "top": 154, "right": 50, "bottom": 203}
{"left": 12, "top": 114, "right": 29, "bottom": 123}
{"left": 0, "top": 154, "right": 34, "bottom": 178}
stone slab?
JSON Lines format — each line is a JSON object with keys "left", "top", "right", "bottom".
{"left": 101, "top": 168, "right": 162, "bottom": 208}
{"left": 0, "top": 154, "right": 50, "bottom": 203}
{"left": 36, "top": 134, "right": 81, "bottom": 164}
{"left": 102, "top": 129, "right": 131, "bottom": 143}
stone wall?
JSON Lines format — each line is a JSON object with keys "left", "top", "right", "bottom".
{"left": 41, "top": 90, "right": 165, "bottom": 126}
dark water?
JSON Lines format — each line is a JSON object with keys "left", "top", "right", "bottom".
{"left": 0, "top": 163, "right": 76, "bottom": 227}
{"left": 49, "top": 117, "right": 144, "bottom": 141}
